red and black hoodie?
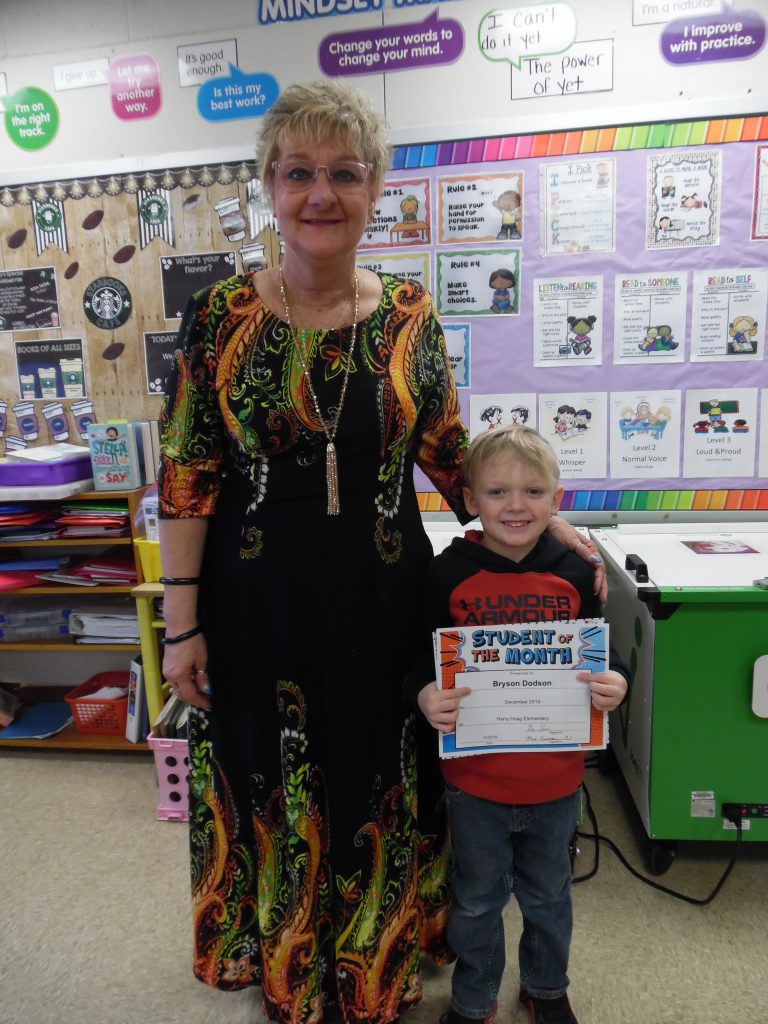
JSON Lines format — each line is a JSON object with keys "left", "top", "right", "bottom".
{"left": 405, "top": 530, "right": 630, "bottom": 805}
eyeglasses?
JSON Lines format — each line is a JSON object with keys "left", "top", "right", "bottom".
{"left": 272, "top": 159, "right": 370, "bottom": 193}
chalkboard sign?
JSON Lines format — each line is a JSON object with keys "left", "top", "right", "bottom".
{"left": 143, "top": 330, "right": 179, "bottom": 394}
{"left": 160, "top": 251, "right": 237, "bottom": 320}
{"left": 0, "top": 267, "right": 59, "bottom": 332}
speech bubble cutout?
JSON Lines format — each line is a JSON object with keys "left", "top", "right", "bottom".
{"left": 109, "top": 54, "right": 162, "bottom": 120}
{"left": 479, "top": 3, "right": 577, "bottom": 69}
{"left": 197, "top": 65, "right": 279, "bottom": 121}
{"left": 319, "top": 11, "right": 464, "bottom": 78}
{"left": 661, "top": 8, "right": 765, "bottom": 64}
{"left": 4, "top": 86, "right": 59, "bottom": 150}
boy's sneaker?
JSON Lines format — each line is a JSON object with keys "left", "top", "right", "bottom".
{"left": 438, "top": 1005, "right": 496, "bottom": 1024}
{"left": 519, "top": 988, "right": 578, "bottom": 1024}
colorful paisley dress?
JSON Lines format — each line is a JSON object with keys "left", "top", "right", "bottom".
{"left": 158, "top": 273, "right": 468, "bottom": 1024}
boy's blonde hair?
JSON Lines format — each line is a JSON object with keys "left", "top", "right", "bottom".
{"left": 463, "top": 425, "right": 561, "bottom": 492}
{"left": 256, "top": 80, "right": 392, "bottom": 195}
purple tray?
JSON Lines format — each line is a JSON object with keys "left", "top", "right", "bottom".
{"left": 0, "top": 454, "right": 93, "bottom": 486}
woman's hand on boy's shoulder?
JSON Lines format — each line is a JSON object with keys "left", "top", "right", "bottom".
{"left": 417, "top": 681, "right": 472, "bottom": 733}
{"left": 547, "top": 515, "right": 607, "bottom": 603}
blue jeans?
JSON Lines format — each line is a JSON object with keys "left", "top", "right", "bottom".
{"left": 445, "top": 785, "right": 580, "bottom": 1018}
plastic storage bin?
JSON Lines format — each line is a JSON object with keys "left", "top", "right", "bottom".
{"left": 134, "top": 538, "right": 161, "bottom": 582}
{"left": 147, "top": 734, "right": 189, "bottom": 821}
{"left": 64, "top": 671, "right": 130, "bottom": 735}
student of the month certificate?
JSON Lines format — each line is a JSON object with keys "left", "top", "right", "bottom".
{"left": 435, "top": 620, "right": 608, "bottom": 758}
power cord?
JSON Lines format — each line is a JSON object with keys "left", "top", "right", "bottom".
{"left": 572, "top": 776, "right": 743, "bottom": 905}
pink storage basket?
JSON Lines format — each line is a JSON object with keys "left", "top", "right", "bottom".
{"left": 147, "top": 734, "right": 189, "bottom": 821}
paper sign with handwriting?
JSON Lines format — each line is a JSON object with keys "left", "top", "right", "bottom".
{"left": 435, "top": 619, "right": 608, "bottom": 758}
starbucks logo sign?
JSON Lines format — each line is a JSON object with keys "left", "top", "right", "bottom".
{"left": 83, "top": 276, "right": 132, "bottom": 330}
{"left": 35, "top": 201, "right": 63, "bottom": 232}
{"left": 140, "top": 193, "right": 168, "bottom": 225}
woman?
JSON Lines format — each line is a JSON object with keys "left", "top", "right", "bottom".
{"left": 158, "top": 80, "right": 603, "bottom": 1024}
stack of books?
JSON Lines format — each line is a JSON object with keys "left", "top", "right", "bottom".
{"left": 69, "top": 598, "right": 139, "bottom": 644}
{"left": 35, "top": 550, "right": 138, "bottom": 587}
{"left": 0, "top": 504, "right": 60, "bottom": 541}
{"left": 55, "top": 501, "right": 131, "bottom": 538}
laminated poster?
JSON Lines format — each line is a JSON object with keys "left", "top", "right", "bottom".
{"left": 443, "top": 323, "right": 471, "bottom": 389}
{"left": 538, "top": 392, "right": 607, "bottom": 480}
{"left": 359, "top": 177, "right": 431, "bottom": 249}
{"left": 609, "top": 390, "right": 681, "bottom": 479}
{"left": 751, "top": 144, "right": 768, "bottom": 241}
{"left": 646, "top": 150, "right": 721, "bottom": 249}
{"left": 435, "top": 619, "right": 609, "bottom": 758}
{"left": 356, "top": 251, "right": 430, "bottom": 289}
{"left": 690, "top": 268, "right": 767, "bottom": 362}
{"left": 469, "top": 393, "right": 537, "bottom": 437}
{"left": 437, "top": 171, "right": 523, "bottom": 244}
{"left": 532, "top": 276, "right": 603, "bottom": 366}
{"left": 436, "top": 249, "right": 521, "bottom": 317}
{"left": 682, "top": 388, "right": 758, "bottom": 478}
{"left": 613, "top": 272, "right": 687, "bottom": 364}
{"left": 540, "top": 157, "right": 615, "bottom": 257}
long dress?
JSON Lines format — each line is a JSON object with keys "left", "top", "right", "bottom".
{"left": 158, "top": 272, "right": 468, "bottom": 1024}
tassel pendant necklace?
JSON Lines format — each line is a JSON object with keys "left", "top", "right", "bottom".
{"left": 279, "top": 264, "right": 359, "bottom": 515}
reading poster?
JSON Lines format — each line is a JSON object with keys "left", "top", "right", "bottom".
{"left": 532, "top": 277, "right": 603, "bottom": 367}
{"left": 538, "top": 392, "right": 607, "bottom": 480}
{"left": 540, "top": 157, "right": 615, "bottom": 257}
{"left": 690, "top": 268, "right": 767, "bottom": 362}
{"left": 682, "top": 388, "right": 758, "bottom": 478}
{"left": 646, "top": 150, "right": 721, "bottom": 249}
{"left": 613, "top": 272, "right": 687, "bottom": 364}
{"left": 609, "top": 390, "right": 681, "bottom": 479}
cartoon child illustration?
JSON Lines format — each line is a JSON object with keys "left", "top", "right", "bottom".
{"left": 399, "top": 195, "right": 420, "bottom": 238}
{"left": 661, "top": 174, "right": 675, "bottom": 198}
{"left": 575, "top": 409, "right": 592, "bottom": 433}
{"left": 566, "top": 315, "right": 596, "bottom": 356}
{"left": 640, "top": 324, "right": 678, "bottom": 352}
{"left": 489, "top": 268, "right": 516, "bottom": 314}
{"left": 657, "top": 216, "right": 673, "bottom": 240}
{"left": 705, "top": 399, "right": 723, "bottom": 424}
{"left": 492, "top": 190, "right": 521, "bottom": 239}
{"left": 596, "top": 162, "right": 610, "bottom": 188}
{"left": 681, "top": 193, "right": 707, "bottom": 209}
{"left": 693, "top": 420, "right": 710, "bottom": 433}
{"left": 732, "top": 419, "right": 749, "bottom": 433}
{"left": 105, "top": 426, "right": 120, "bottom": 440}
{"left": 728, "top": 315, "right": 758, "bottom": 354}
{"left": 480, "top": 405, "right": 504, "bottom": 429}
{"left": 508, "top": 405, "right": 529, "bottom": 425}
{"left": 711, "top": 419, "right": 729, "bottom": 433}
{"left": 553, "top": 404, "right": 577, "bottom": 437}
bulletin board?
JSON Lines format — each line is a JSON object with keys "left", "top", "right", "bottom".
{"left": 1, "top": 114, "right": 767, "bottom": 516}
{"left": 376, "top": 116, "right": 768, "bottom": 515}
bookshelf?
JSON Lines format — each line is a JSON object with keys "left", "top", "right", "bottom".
{"left": 0, "top": 487, "right": 150, "bottom": 752}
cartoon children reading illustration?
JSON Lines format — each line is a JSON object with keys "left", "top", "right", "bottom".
{"left": 553, "top": 404, "right": 577, "bottom": 438}
{"left": 480, "top": 405, "right": 504, "bottom": 429}
{"left": 399, "top": 195, "right": 420, "bottom": 238}
{"left": 566, "top": 315, "right": 596, "bottom": 355}
{"left": 492, "top": 189, "right": 522, "bottom": 240}
{"left": 728, "top": 315, "right": 758, "bottom": 354}
{"left": 639, "top": 324, "right": 678, "bottom": 352}
{"left": 489, "top": 268, "right": 516, "bottom": 314}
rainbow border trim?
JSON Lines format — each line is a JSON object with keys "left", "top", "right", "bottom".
{"left": 418, "top": 489, "right": 768, "bottom": 514}
{"left": 392, "top": 116, "right": 768, "bottom": 169}
{"left": 407, "top": 115, "right": 768, "bottom": 511}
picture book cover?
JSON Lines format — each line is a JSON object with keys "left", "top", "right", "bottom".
{"left": 87, "top": 421, "right": 145, "bottom": 491}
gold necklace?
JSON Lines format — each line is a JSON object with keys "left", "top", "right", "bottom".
{"left": 278, "top": 263, "right": 359, "bottom": 515}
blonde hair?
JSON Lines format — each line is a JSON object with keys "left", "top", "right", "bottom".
{"left": 463, "top": 425, "right": 560, "bottom": 492}
{"left": 256, "top": 80, "right": 391, "bottom": 194}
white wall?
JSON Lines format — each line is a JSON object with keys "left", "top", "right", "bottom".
{"left": 1, "top": 0, "right": 767, "bottom": 185}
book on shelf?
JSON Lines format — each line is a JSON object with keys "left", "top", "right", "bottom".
{"left": 86, "top": 421, "right": 146, "bottom": 491}
{"left": 138, "top": 420, "right": 161, "bottom": 486}
{"left": 125, "top": 656, "right": 148, "bottom": 743}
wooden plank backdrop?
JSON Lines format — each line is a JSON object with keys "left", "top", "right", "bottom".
{"left": 0, "top": 166, "right": 276, "bottom": 453}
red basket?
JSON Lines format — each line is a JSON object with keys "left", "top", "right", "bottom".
{"left": 65, "top": 671, "right": 130, "bottom": 735}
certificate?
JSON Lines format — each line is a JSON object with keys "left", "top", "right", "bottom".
{"left": 435, "top": 619, "right": 608, "bottom": 758}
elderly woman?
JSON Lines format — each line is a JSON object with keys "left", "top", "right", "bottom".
{"left": 158, "top": 80, "right": 603, "bottom": 1024}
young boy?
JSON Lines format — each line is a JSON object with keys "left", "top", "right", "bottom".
{"left": 407, "top": 425, "right": 629, "bottom": 1024}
